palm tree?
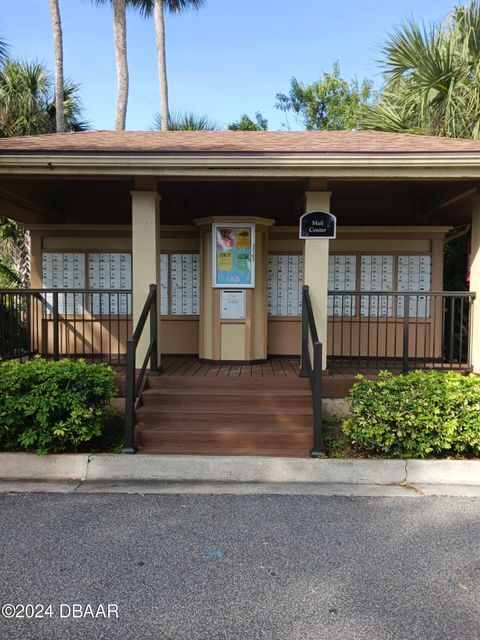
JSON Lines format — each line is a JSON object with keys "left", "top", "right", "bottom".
{"left": 0, "top": 217, "right": 26, "bottom": 287}
{"left": 0, "top": 37, "right": 8, "bottom": 65}
{"left": 48, "top": 0, "right": 65, "bottom": 132}
{"left": 132, "top": 0, "right": 206, "bottom": 131}
{"left": 0, "top": 60, "right": 87, "bottom": 136}
{"left": 95, "top": 0, "right": 129, "bottom": 130}
{"left": 152, "top": 110, "right": 218, "bottom": 130}
{"left": 366, "top": 1, "right": 480, "bottom": 138}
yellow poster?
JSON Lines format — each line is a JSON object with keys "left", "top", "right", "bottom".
{"left": 236, "top": 227, "right": 251, "bottom": 249}
{"left": 217, "top": 251, "right": 233, "bottom": 271}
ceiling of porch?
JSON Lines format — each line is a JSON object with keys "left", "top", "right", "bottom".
{"left": 0, "top": 176, "right": 478, "bottom": 227}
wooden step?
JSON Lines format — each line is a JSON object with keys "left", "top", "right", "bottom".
{"left": 135, "top": 411, "right": 313, "bottom": 428}
{"left": 140, "top": 391, "right": 312, "bottom": 412}
{"left": 135, "top": 411, "right": 313, "bottom": 431}
{"left": 135, "top": 428, "right": 312, "bottom": 449}
{"left": 135, "top": 446, "right": 310, "bottom": 458}
{"left": 146, "top": 375, "right": 310, "bottom": 391}
{"left": 142, "top": 387, "right": 311, "bottom": 397}
{"left": 134, "top": 369, "right": 314, "bottom": 456}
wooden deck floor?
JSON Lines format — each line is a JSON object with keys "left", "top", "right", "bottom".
{"left": 161, "top": 356, "right": 301, "bottom": 378}
{"left": 158, "top": 357, "right": 355, "bottom": 397}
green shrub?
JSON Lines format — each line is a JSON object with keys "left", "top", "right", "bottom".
{"left": 0, "top": 357, "right": 118, "bottom": 454}
{"left": 342, "top": 370, "right": 480, "bottom": 458}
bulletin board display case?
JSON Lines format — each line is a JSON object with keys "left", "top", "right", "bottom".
{"left": 212, "top": 223, "right": 255, "bottom": 288}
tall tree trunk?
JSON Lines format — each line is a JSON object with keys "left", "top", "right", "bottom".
{"left": 154, "top": 0, "right": 169, "bottom": 131}
{"left": 113, "top": 0, "right": 128, "bottom": 130}
{"left": 48, "top": 0, "right": 65, "bottom": 133}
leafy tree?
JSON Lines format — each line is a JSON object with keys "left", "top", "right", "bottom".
{"left": 276, "top": 62, "right": 373, "bottom": 130}
{"left": 0, "top": 217, "right": 25, "bottom": 287}
{"left": 152, "top": 110, "right": 218, "bottom": 130}
{"left": 132, "top": 0, "right": 206, "bottom": 131}
{"left": 0, "top": 60, "right": 87, "bottom": 137}
{"left": 48, "top": 0, "right": 65, "bottom": 132}
{"left": 443, "top": 230, "right": 469, "bottom": 291}
{"left": 228, "top": 112, "right": 268, "bottom": 131}
{"left": 367, "top": 1, "right": 480, "bottom": 138}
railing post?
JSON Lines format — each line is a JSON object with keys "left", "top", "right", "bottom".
{"left": 468, "top": 295, "right": 474, "bottom": 369}
{"left": 148, "top": 284, "right": 159, "bottom": 376}
{"left": 448, "top": 297, "right": 455, "bottom": 364}
{"left": 123, "top": 338, "right": 136, "bottom": 454}
{"left": 52, "top": 291, "right": 59, "bottom": 361}
{"left": 300, "top": 285, "right": 309, "bottom": 378}
{"left": 310, "top": 341, "right": 325, "bottom": 458}
{"left": 402, "top": 295, "right": 410, "bottom": 374}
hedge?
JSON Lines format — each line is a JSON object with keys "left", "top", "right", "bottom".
{"left": 0, "top": 357, "right": 118, "bottom": 454}
{"left": 342, "top": 370, "right": 480, "bottom": 458}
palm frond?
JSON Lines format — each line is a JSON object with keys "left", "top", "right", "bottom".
{"left": 127, "top": 0, "right": 205, "bottom": 18}
{"left": 152, "top": 110, "right": 219, "bottom": 130}
{"left": 0, "top": 60, "right": 88, "bottom": 136}
{"left": 0, "top": 37, "right": 9, "bottom": 65}
{"left": 370, "top": 1, "right": 480, "bottom": 139}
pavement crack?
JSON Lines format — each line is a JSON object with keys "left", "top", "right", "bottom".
{"left": 73, "top": 454, "right": 92, "bottom": 492}
{"left": 398, "top": 481, "right": 424, "bottom": 495}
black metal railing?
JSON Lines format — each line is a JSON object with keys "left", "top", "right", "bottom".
{"left": 327, "top": 291, "right": 475, "bottom": 373}
{"left": 0, "top": 288, "right": 132, "bottom": 364}
{"left": 0, "top": 289, "right": 34, "bottom": 359}
{"left": 300, "top": 284, "right": 325, "bottom": 458}
{"left": 123, "top": 284, "right": 158, "bottom": 454}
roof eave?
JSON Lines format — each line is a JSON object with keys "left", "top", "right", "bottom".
{"left": 1, "top": 152, "right": 480, "bottom": 179}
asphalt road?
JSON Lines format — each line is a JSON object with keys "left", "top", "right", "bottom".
{"left": 1, "top": 493, "right": 480, "bottom": 640}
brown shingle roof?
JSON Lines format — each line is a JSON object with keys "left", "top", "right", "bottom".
{"left": 0, "top": 130, "right": 480, "bottom": 155}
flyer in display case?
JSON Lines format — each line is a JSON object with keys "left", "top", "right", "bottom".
{"left": 213, "top": 223, "right": 255, "bottom": 288}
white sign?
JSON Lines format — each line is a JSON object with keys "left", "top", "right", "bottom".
{"left": 220, "top": 290, "right": 246, "bottom": 320}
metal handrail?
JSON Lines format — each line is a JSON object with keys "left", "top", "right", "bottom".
{"left": 0, "top": 288, "right": 133, "bottom": 363}
{"left": 327, "top": 290, "right": 476, "bottom": 297}
{"left": 300, "top": 284, "right": 325, "bottom": 458}
{"left": 123, "top": 284, "right": 158, "bottom": 454}
{"left": 327, "top": 290, "right": 475, "bottom": 372}
{"left": 0, "top": 288, "right": 133, "bottom": 293}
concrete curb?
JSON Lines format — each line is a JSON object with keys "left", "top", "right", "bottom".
{"left": 1, "top": 453, "right": 480, "bottom": 486}
{"left": 0, "top": 453, "right": 89, "bottom": 481}
{"left": 85, "top": 455, "right": 407, "bottom": 484}
{"left": 406, "top": 459, "right": 480, "bottom": 485}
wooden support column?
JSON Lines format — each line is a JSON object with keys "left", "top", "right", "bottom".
{"left": 470, "top": 199, "right": 480, "bottom": 373}
{"left": 303, "top": 190, "right": 331, "bottom": 369}
{"left": 131, "top": 189, "right": 161, "bottom": 366}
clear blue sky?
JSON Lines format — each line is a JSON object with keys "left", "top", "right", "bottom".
{"left": 2, "top": 0, "right": 458, "bottom": 131}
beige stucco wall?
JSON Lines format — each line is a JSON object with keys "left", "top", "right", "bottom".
{"left": 28, "top": 222, "right": 449, "bottom": 362}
